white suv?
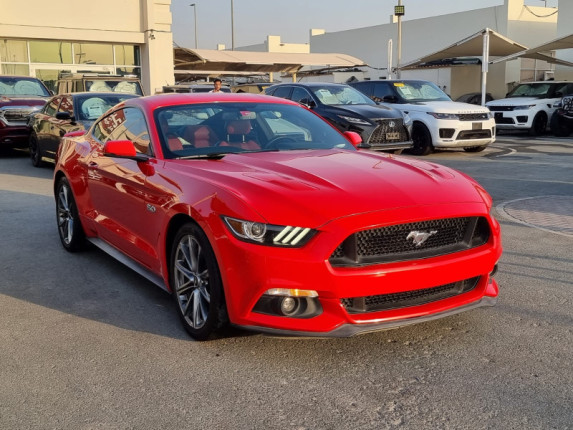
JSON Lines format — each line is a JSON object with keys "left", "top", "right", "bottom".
{"left": 486, "top": 81, "right": 573, "bottom": 136}
{"left": 349, "top": 79, "right": 495, "bottom": 155}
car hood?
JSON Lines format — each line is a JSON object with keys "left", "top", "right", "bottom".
{"left": 398, "top": 101, "right": 490, "bottom": 113}
{"left": 168, "top": 150, "right": 486, "bottom": 226}
{"left": 486, "top": 97, "right": 556, "bottom": 107}
{"left": 0, "top": 95, "right": 48, "bottom": 109}
{"left": 325, "top": 104, "right": 401, "bottom": 120}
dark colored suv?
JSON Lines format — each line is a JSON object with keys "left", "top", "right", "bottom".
{"left": 265, "top": 82, "right": 412, "bottom": 153}
{"left": 550, "top": 94, "right": 573, "bottom": 137}
{"left": 0, "top": 75, "right": 51, "bottom": 151}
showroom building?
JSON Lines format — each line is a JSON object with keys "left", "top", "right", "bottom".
{"left": 0, "top": 0, "right": 174, "bottom": 95}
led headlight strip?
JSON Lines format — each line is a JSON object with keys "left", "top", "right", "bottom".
{"left": 273, "top": 226, "right": 311, "bottom": 245}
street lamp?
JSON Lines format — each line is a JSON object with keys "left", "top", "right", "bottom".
{"left": 394, "top": 1, "right": 404, "bottom": 79}
{"left": 190, "top": 3, "right": 198, "bottom": 49}
{"left": 231, "top": 0, "right": 235, "bottom": 50}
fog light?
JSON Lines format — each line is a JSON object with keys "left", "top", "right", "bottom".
{"left": 280, "top": 297, "right": 298, "bottom": 315}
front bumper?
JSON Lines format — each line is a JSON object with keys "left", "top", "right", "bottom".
{"left": 212, "top": 202, "right": 502, "bottom": 336}
{"left": 0, "top": 123, "right": 30, "bottom": 148}
{"left": 430, "top": 118, "right": 496, "bottom": 148}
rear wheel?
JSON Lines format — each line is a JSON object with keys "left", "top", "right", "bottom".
{"left": 170, "top": 222, "right": 228, "bottom": 340}
{"left": 29, "top": 132, "right": 44, "bottom": 167}
{"left": 528, "top": 112, "right": 548, "bottom": 136}
{"left": 410, "top": 123, "right": 433, "bottom": 156}
{"left": 56, "top": 177, "right": 86, "bottom": 252}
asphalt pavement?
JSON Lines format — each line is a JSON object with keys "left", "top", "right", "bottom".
{"left": 0, "top": 134, "right": 572, "bottom": 429}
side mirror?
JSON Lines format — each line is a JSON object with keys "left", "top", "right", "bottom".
{"left": 55, "top": 111, "right": 74, "bottom": 121}
{"left": 299, "top": 98, "right": 316, "bottom": 108}
{"left": 104, "top": 140, "right": 149, "bottom": 162}
{"left": 382, "top": 95, "right": 398, "bottom": 103}
{"left": 343, "top": 131, "right": 363, "bottom": 148}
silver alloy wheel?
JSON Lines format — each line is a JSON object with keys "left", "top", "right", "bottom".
{"left": 57, "top": 183, "right": 74, "bottom": 245}
{"left": 174, "top": 234, "right": 211, "bottom": 329}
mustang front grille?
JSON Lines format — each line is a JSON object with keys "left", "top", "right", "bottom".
{"left": 329, "top": 216, "right": 490, "bottom": 267}
{"left": 340, "top": 276, "right": 481, "bottom": 313}
{"left": 368, "top": 118, "right": 409, "bottom": 144}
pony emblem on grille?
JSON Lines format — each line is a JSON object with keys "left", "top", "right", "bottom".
{"left": 406, "top": 230, "right": 438, "bottom": 247}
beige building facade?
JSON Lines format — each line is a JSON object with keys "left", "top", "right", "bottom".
{"left": 0, "top": 0, "right": 175, "bottom": 94}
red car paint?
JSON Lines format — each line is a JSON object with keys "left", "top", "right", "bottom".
{"left": 54, "top": 93, "right": 501, "bottom": 339}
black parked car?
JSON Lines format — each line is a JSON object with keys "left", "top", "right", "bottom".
{"left": 550, "top": 94, "right": 573, "bottom": 137}
{"left": 28, "top": 92, "right": 139, "bottom": 166}
{"left": 265, "top": 82, "right": 412, "bottom": 153}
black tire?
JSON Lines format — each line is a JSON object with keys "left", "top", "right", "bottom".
{"left": 528, "top": 112, "right": 548, "bottom": 136}
{"left": 549, "top": 113, "right": 572, "bottom": 137}
{"left": 29, "top": 132, "right": 44, "bottom": 167}
{"left": 170, "top": 222, "right": 228, "bottom": 340}
{"left": 410, "top": 123, "right": 433, "bottom": 156}
{"left": 463, "top": 145, "right": 487, "bottom": 153}
{"left": 56, "top": 177, "right": 86, "bottom": 252}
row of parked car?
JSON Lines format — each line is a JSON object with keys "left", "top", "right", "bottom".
{"left": 1, "top": 73, "right": 573, "bottom": 168}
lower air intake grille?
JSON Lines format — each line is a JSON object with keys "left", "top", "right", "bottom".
{"left": 341, "top": 276, "right": 481, "bottom": 313}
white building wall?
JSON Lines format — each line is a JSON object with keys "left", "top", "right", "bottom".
{"left": 555, "top": 0, "right": 573, "bottom": 80}
{"left": 309, "top": 0, "right": 559, "bottom": 99}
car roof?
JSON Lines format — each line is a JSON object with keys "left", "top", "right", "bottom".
{"left": 122, "top": 92, "right": 300, "bottom": 110}
{"left": 269, "top": 82, "right": 350, "bottom": 87}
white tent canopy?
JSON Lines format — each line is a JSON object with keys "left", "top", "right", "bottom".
{"left": 491, "top": 33, "right": 573, "bottom": 65}
{"left": 399, "top": 28, "right": 573, "bottom": 105}
{"left": 400, "top": 28, "right": 528, "bottom": 106}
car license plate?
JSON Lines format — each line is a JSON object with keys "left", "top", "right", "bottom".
{"left": 472, "top": 122, "right": 483, "bottom": 130}
{"left": 386, "top": 132, "right": 401, "bottom": 140}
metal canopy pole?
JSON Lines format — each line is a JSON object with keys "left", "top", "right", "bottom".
{"left": 482, "top": 29, "right": 490, "bottom": 106}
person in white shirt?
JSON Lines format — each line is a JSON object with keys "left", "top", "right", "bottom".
{"left": 210, "top": 78, "right": 223, "bottom": 93}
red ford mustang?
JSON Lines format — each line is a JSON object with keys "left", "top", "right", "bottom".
{"left": 54, "top": 93, "right": 502, "bottom": 340}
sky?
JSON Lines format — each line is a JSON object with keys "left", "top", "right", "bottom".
{"left": 170, "top": 0, "right": 559, "bottom": 50}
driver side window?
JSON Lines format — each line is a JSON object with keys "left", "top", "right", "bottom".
{"left": 93, "top": 108, "right": 151, "bottom": 155}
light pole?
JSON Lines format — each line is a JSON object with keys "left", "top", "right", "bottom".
{"left": 394, "top": 1, "right": 405, "bottom": 79}
{"left": 231, "top": 0, "right": 235, "bottom": 50}
{"left": 190, "top": 3, "right": 198, "bottom": 49}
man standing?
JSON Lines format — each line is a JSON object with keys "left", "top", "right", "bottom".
{"left": 210, "top": 78, "right": 223, "bottom": 93}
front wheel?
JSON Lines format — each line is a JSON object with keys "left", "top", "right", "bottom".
{"left": 170, "top": 223, "right": 228, "bottom": 340}
{"left": 528, "top": 112, "right": 547, "bottom": 136}
{"left": 29, "top": 132, "right": 44, "bottom": 167}
{"left": 410, "top": 123, "right": 433, "bottom": 156}
{"left": 56, "top": 177, "right": 86, "bottom": 252}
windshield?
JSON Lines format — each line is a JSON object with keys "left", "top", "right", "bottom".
{"left": 506, "top": 83, "right": 558, "bottom": 98}
{"left": 0, "top": 77, "right": 50, "bottom": 97}
{"left": 155, "top": 102, "right": 355, "bottom": 159}
{"left": 76, "top": 94, "right": 139, "bottom": 121}
{"left": 392, "top": 81, "right": 451, "bottom": 102}
{"left": 310, "top": 85, "right": 376, "bottom": 106}
{"left": 86, "top": 79, "right": 144, "bottom": 95}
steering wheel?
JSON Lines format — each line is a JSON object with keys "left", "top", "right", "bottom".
{"left": 265, "top": 136, "right": 297, "bottom": 149}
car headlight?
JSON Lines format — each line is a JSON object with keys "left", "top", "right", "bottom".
{"left": 222, "top": 216, "right": 316, "bottom": 247}
{"left": 513, "top": 105, "right": 535, "bottom": 110}
{"left": 427, "top": 112, "right": 459, "bottom": 120}
{"left": 338, "top": 115, "right": 371, "bottom": 125}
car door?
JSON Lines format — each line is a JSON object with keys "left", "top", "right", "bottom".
{"left": 85, "top": 107, "right": 159, "bottom": 270}
{"left": 44, "top": 95, "right": 82, "bottom": 160}
{"left": 33, "top": 96, "right": 61, "bottom": 153}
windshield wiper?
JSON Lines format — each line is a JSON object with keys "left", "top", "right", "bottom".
{"left": 178, "top": 152, "right": 227, "bottom": 160}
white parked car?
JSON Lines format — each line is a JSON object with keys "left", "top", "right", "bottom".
{"left": 349, "top": 79, "right": 495, "bottom": 155}
{"left": 486, "top": 81, "right": 573, "bottom": 136}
